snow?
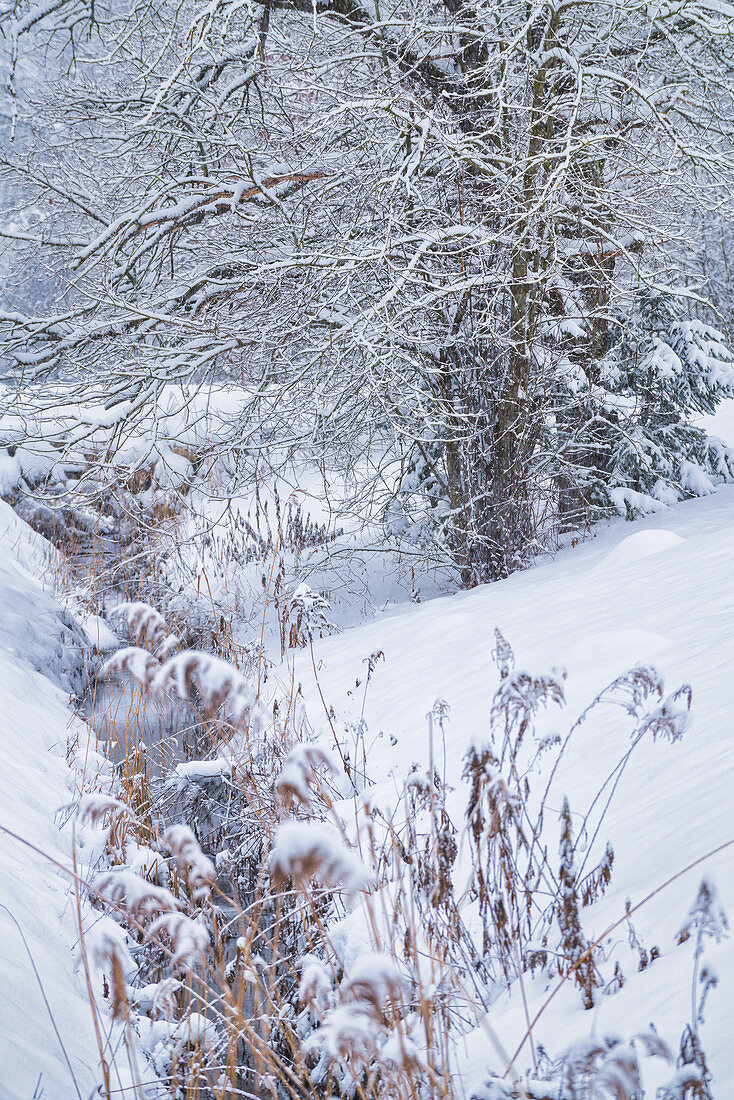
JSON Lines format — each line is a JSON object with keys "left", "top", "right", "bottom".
{"left": 594, "top": 528, "right": 685, "bottom": 568}
{"left": 173, "top": 755, "right": 233, "bottom": 785}
{"left": 269, "top": 820, "right": 374, "bottom": 900}
{"left": 145, "top": 911, "right": 210, "bottom": 969}
{"left": 161, "top": 824, "right": 216, "bottom": 896}
{"left": 0, "top": 497, "right": 103, "bottom": 1098}
{"left": 78, "top": 612, "right": 120, "bottom": 653}
{"left": 293, "top": 478, "right": 734, "bottom": 1089}
{"left": 4, "top": 389, "right": 734, "bottom": 1090}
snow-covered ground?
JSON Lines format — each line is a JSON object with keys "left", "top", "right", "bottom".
{"left": 291, "top": 472, "right": 734, "bottom": 1089}
{"left": 0, "top": 500, "right": 105, "bottom": 1098}
{"left": 4, "top": 399, "right": 734, "bottom": 1093}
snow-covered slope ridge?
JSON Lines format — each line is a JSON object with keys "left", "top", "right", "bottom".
{"left": 295, "top": 486, "right": 734, "bottom": 1088}
{"left": 0, "top": 499, "right": 102, "bottom": 1098}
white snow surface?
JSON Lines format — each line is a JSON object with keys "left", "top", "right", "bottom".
{"left": 0, "top": 498, "right": 103, "bottom": 1098}
{"left": 291, "top": 483, "right": 734, "bottom": 1091}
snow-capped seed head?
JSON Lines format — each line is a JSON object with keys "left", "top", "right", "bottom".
{"left": 590, "top": 1042, "right": 641, "bottom": 1100}
{"left": 102, "top": 645, "right": 161, "bottom": 688}
{"left": 85, "top": 919, "right": 136, "bottom": 1022}
{"left": 431, "top": 696, "right": 450, "bottom": 724}
{"left": 275, "top": 742, "right": 336, "bottom": 805}
{"left": 303, "top": 1004, "right": 380, "bottom": 1063}
{"left": 297, "top": 954, "right": 333, "bottom": 1009}
{"left": 157, "top": 633, "right": 181, "bottom": 660}
{"left": 492, "top": 667, "right": 566, "bottom": 722}
{"left": 342, "top": 954, "right": 407, "bottom": 1014}
{"left": 269, "top": 820, "right": 373, "bottom": 900}
{"left": 492, "top": 628, "right": 515, "bottom": 679}
{"left": 561, "top": 1037, "right": 620, "bottom": 1079}
{"left": 677, "top": 877, "right": 729, "bottom": 945}
{"left": 72, "top": 792, "right": 133, "bottom": 828}
{"left": 145, "top": 912, "right": 210, "bottom": 970}
{"left": 405, "top": 769, "right": 433, "bottom": 799}
{"left": 630, "top": 1031, "right": 671, "bottom": 1061}
{"left": 162, "top": 824, "right": 216, "bottom": 897}
{"left": 151, "top": 650, "right": 254, "bottom": 725}
{"left": 112, "top": 602, "right": 170, "bottom": 650}
{"left": 85, "top": 918, "right": 136, "bottom": 978}
{"left": 559, "top": 1031, "right": 671, "bottom": 1099}
{"left": 638, "top": 685, "right": 692, "bottom": 742}
{"left": 611, "top": 665, "right": 664, "bottom": 716}
{"left": 95, "top": 868, "right": 180, "bottom": 921}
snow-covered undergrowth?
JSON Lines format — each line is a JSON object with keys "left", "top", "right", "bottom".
{"left": 54, "top": 495, "right": 734, "bottom": 1098}
{"left": 4, "top": 392, "right": 734, "bottom": 1098}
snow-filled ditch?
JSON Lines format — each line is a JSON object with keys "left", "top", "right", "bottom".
{"left": 5, "top": 398, "right": 734, "bottom": 1095}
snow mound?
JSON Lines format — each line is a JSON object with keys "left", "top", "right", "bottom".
{"left": 597, "top": 528, "right": 685, "bottom": 568}
{"left": 562, "top": 627, "right": 672, "bottom": 678}
{"left": 0, "top": 499, "right": 103, "bottom": 1097}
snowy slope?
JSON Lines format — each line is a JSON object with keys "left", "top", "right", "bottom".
{"left": 0, "top": 500, "right": 104, "bottom": 1099}
{"left": 293, "top": 481, "right": 734, "bottom": 1089}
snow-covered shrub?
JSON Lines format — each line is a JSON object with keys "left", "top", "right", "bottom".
{"left": 461, "top": 634, "right": 692, "bottom": 1011}
{"left": 275, "top": 742, "right": 337, "bottom": 807}
{"left": 111, "top": 602, "right": 180, "bottom": 657}
{"left": 269, "top": 820, "right": 374, "bottom": 901}
{"left": 72, "top": 605, "right": 711, "bottom": 1100}
{"left": 277, "top": 582, "right": 334, "bottom": 658}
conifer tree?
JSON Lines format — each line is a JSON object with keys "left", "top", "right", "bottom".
{"left": 556, "top": 290, "right": 734, "bottom": 524}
